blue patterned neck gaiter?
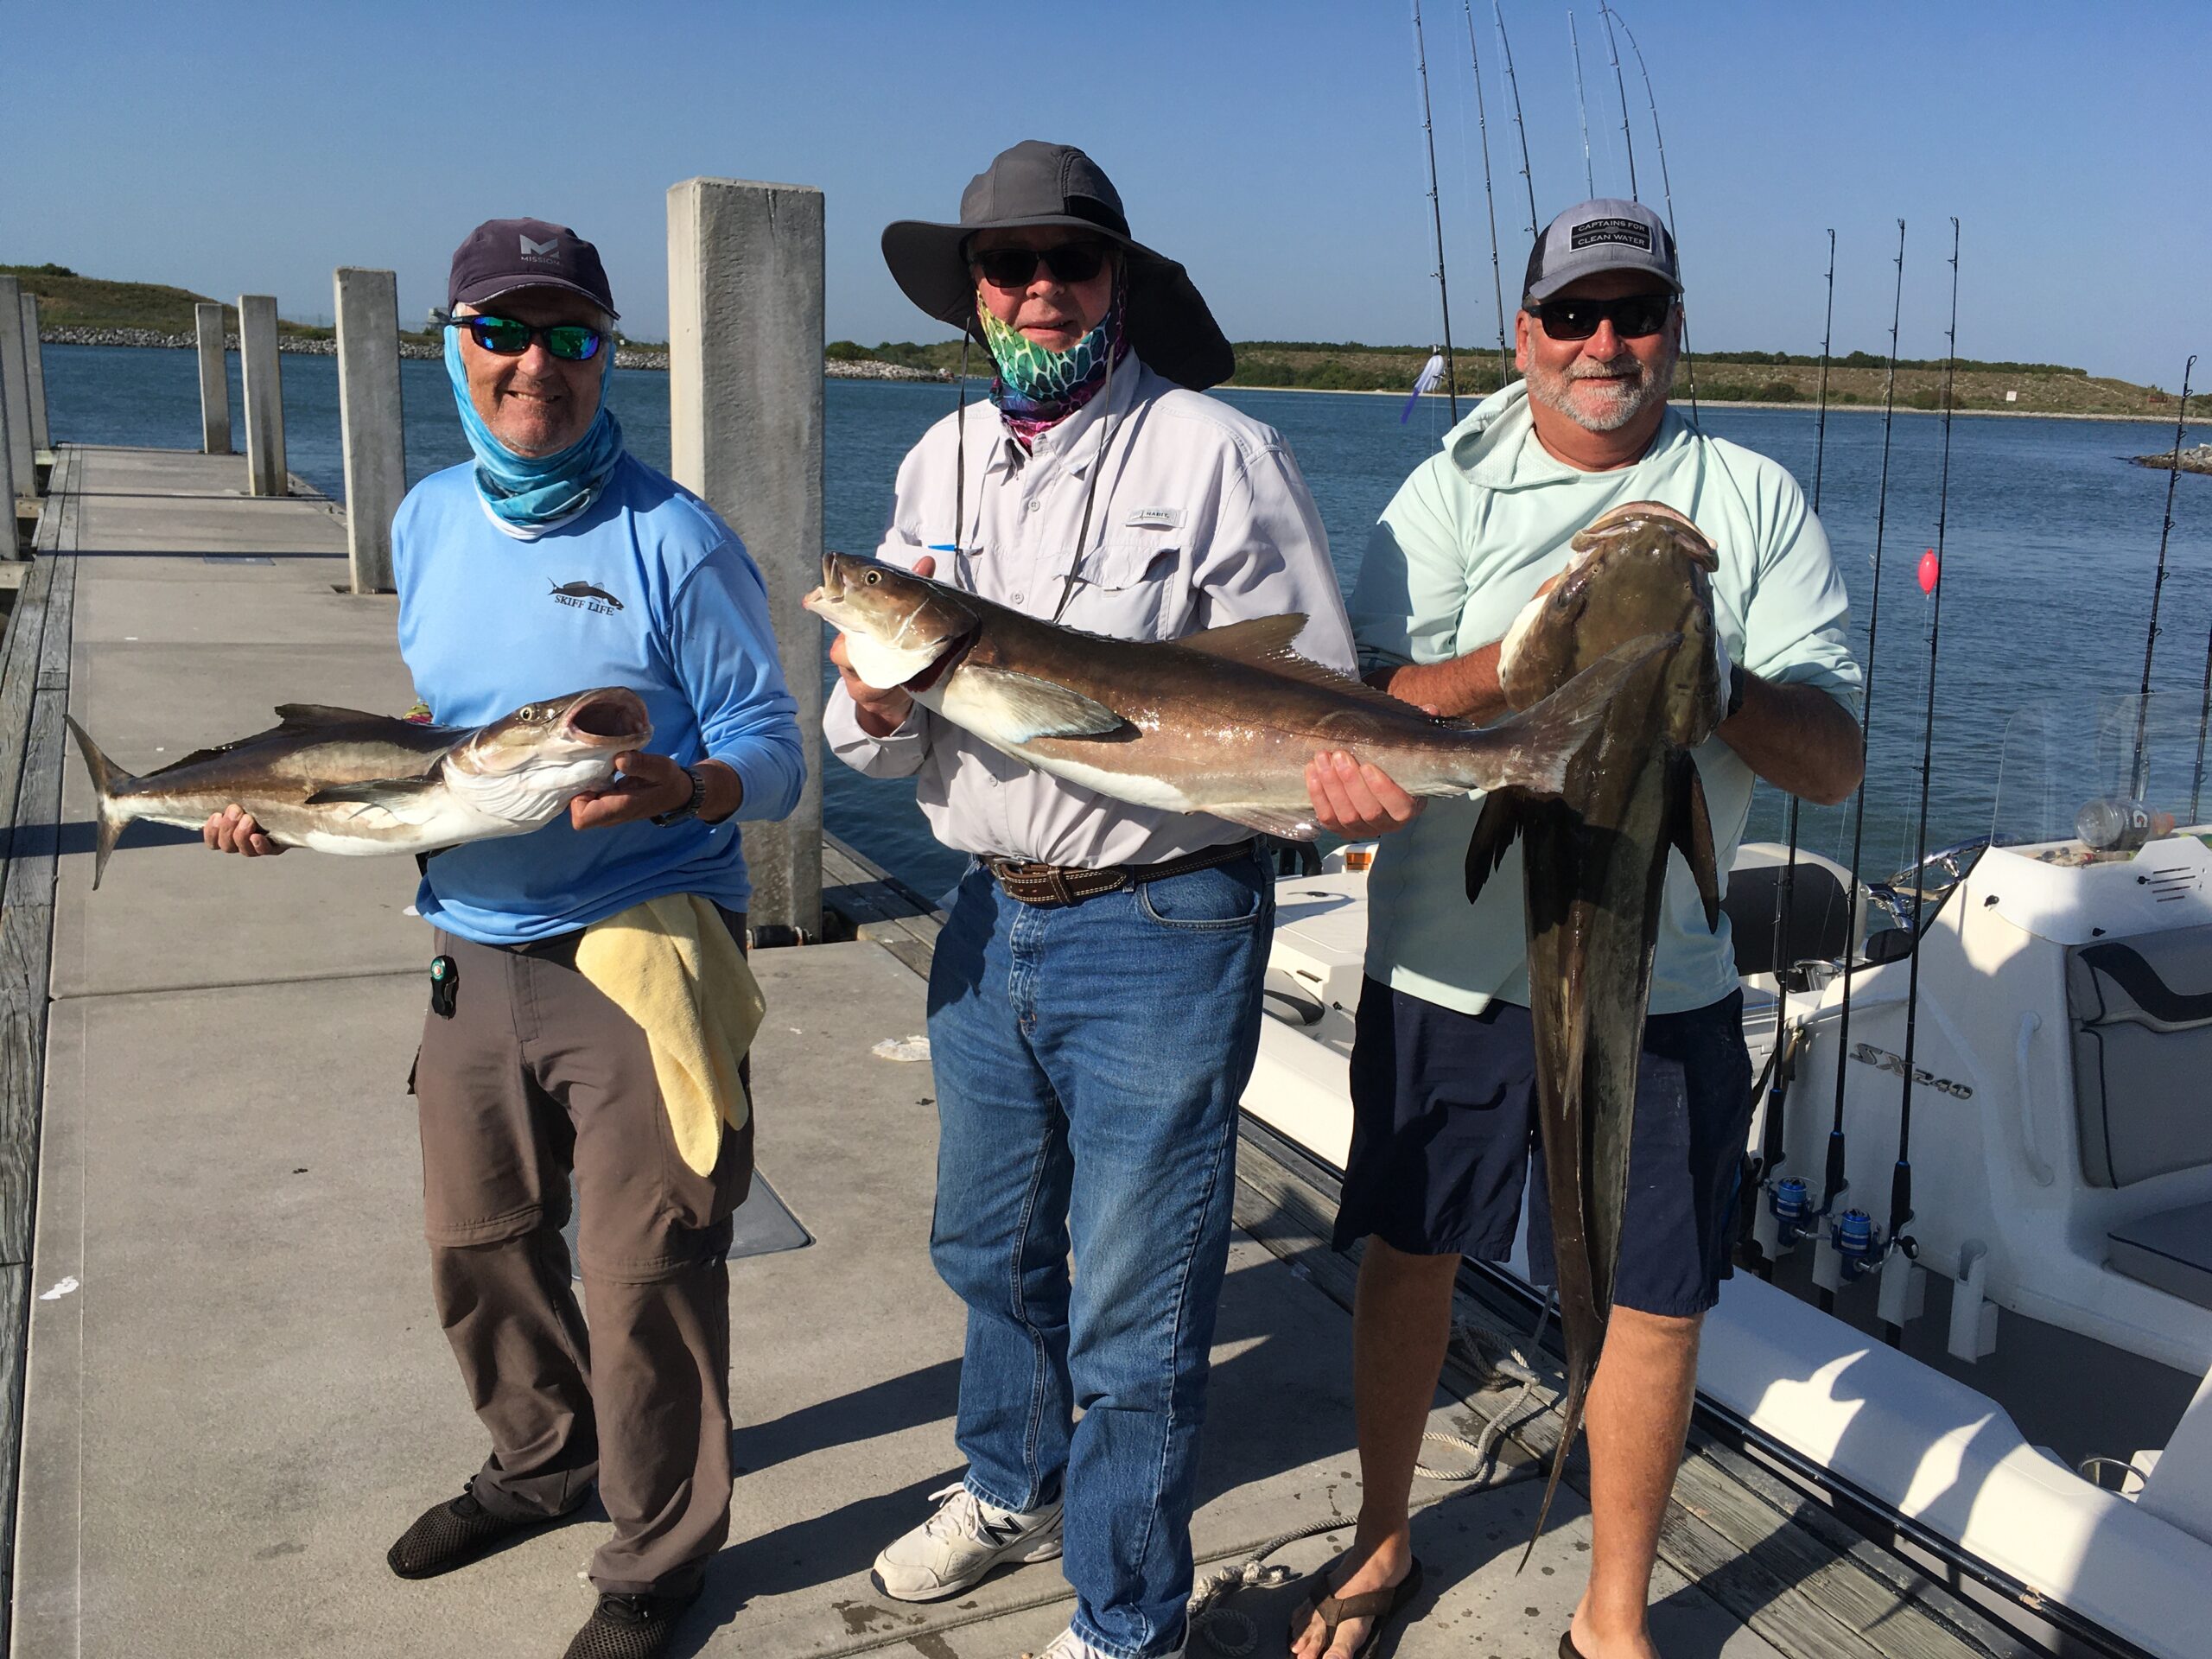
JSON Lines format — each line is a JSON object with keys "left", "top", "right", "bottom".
{"left": 443, "top": 327, "right": 625, "bottom": 531}
{"left": 981, "top": 276, "right": 1129, "bottom": 444}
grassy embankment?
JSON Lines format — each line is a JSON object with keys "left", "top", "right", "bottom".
{"left": 836, "top": 337, "right": 2185, "bottom": 419}
{"left": 11, "top": 265, "right": 2180, "bottom": 418}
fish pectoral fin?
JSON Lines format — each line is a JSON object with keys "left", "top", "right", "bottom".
{"left": 959, "top": 665, "right": 1128, "bottom": 741}
{"left": 304, "top": 774, "right": 448, "bottom": 810}
{"left": 1208, "top": 805, "right": 1319, "bottom": 841}
{"left": 1465, "top": 790, "right": 1524, "bottom": 904}
{"left": 1670, "top": 751, "right": 1723, "bottom": 931}
{"left": 1174, "top": 614, "right": 1309, "bottom": 662}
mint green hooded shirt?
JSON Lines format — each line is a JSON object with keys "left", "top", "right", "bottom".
{"left": 1351, "top": 381, "right": 1862, "bottom": 1017}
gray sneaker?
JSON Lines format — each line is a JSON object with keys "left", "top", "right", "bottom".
{"left": 870, "top": 1481, "right": 1063, "bottom": 1601}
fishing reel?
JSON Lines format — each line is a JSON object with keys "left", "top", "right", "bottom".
{"left": 1830, "top": 1209, "right": 1917, "bottom": 1281}
{"left": 1766, "top": 1176, "right": 1823, "bottom": 1249}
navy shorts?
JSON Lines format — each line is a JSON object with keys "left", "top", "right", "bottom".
{"left": 1333, "top": 979, "right": 1754, "bottom": 1317}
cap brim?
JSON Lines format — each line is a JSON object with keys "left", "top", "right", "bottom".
{"left": 453, "top": 276, "right": 620, "bottom": 321}
{"left": 880, "top": 219, "right": 1235, "bottom": 392}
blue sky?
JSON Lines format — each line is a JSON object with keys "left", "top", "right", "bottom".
{"left": 12, "top": 0, "right": 2207, "bottom": 389}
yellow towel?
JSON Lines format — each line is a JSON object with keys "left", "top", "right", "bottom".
{"left": 575, "top": 894, "right": 764, "bottom": 1175}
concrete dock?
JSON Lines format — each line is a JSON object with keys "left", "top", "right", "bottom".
{"left": 0, "top": 447, "right": 2019, "bottom": 1659}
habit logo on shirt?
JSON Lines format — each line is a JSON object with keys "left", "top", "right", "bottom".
{"left": 549, "top": 580, "right": 622, "bottom": 614}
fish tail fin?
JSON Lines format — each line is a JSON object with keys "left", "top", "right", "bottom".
{"left": 65, "top": 716, "right": 135, "bottom": 891}
{"left": 1522, "top": 1354, "right": 1597, "bottom": 1568}
{"left": 1465, "top": 788, "right": 1524, "bottom": 904}
{"left": 1465, "top": 632, "right": 1680, "bottom": 800}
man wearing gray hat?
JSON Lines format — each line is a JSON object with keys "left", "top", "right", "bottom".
{"left": 1289, "top": 199, "right": 1865, "bottom": 1659}
{"left": 826, "top": 141, "right": 1356, "bottom": 1659}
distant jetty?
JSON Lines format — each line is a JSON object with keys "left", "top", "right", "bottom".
{"left": 2133, "top": 443, "right": 2212, "bottom": 474}
{"left": 34, "top": 324, "right": 949, "bottom": 380}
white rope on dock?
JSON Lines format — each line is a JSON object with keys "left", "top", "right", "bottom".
{"left": 1185, "top": 1308, "right": 1563, "bottom": 1655}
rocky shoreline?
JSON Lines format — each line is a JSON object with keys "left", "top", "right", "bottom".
{"left": 2133, "top": 443, "right": 2212, "bottom": 475}
{"left": 36, "top": 324, "right": 950, "bottom": 380}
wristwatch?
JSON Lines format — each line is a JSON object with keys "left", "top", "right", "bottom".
{"left": 652, "top": 766, "right": 709, "bottom": 827}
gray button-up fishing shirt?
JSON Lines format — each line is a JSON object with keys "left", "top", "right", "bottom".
{"left": 825, "top": 356, "right": 1357, "bottom": 869}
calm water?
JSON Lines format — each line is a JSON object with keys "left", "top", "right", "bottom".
{"left": 42, "top": 343, "right": 2212, "bottom": 899}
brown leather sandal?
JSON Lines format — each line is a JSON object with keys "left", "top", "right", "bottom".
{"left": 1291, "top": 1557, "right": 1427, "bottom": 1659}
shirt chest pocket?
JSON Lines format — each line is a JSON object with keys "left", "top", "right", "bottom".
{"left": 1062, "top": 538, "right": 1185, "bottom": 641}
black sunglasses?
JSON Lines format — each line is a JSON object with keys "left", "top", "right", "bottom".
{"left": 969, "top": 242, "right": 1111, "bottom": 290}
{"left": 1530, "top": 293, "right": 1675, "bottom": 341}
{"left": 450, "top": 315, "right": 606, "bottom": 361}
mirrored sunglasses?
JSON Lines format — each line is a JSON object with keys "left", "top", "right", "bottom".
{"left": 451, "top": 315, "right": 605, "bottom": 361}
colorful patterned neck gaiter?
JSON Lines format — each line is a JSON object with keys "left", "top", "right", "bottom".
{"left": 980, "top": 278, "right": 1129, "bottom": 445}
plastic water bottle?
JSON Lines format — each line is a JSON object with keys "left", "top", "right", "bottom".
{"left": 2075, "top": 797, "right": 2177, "bottom": 853}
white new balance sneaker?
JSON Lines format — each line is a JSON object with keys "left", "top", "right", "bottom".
{"left": 1024, "top": 1629, "right": 1184, "bottom": 1659}
{"left": 870, "top": 1481, "right": 1064, "bottom": 1601}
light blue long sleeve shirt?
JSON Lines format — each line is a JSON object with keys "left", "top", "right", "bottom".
{"left": 393, "top": 455, "right": 803, "bottom": 945}
{"left": 1352, "top": 382, "right": 1861, "bottom": 1016}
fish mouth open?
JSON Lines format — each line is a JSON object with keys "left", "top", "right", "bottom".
{"left": 563, "top": 689, "right": 652, "bottom": 747}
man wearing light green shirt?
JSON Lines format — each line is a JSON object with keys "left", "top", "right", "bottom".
{"left": 1292, "top": 200, "right": 1863, "bottom": 1659}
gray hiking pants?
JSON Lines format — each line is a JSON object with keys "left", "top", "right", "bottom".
{"left": 411, "top": 911, "right": 753, "bottom": 1597}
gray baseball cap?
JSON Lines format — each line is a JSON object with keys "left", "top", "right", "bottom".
{"left": 1522, "top": 198, "right": 1681, "bottom": 303}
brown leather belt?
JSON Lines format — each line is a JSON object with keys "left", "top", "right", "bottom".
{"left": 985, "top": 841, "right": 1255, "bottom": 908}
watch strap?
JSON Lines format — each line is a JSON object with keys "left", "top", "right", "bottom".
{"left": 652, "top": 766, "right": 709, "bottom": 827}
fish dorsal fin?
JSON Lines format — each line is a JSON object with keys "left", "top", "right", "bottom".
{"left": 1173, "top": 621, "right": 1449, "bottom": 718}
{"left": 1175, "top": 614, "right": 1310, "bottom": 663}
{"left": 275, "top": 702, "right": 385, "bottom": 727}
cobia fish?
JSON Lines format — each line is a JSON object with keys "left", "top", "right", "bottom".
{"left": 66, "top": 687, "right": 652, "bottom": 888}
{"left": 1470, "top": 499, "right": 1726, "bottom": 1555}
{"left": 804, "top": 551, "right": 1672, "bottom": 839}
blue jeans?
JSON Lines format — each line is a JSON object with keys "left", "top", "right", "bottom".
{"left": 925, "top": 849, "right": 1273, "bottom": 1659}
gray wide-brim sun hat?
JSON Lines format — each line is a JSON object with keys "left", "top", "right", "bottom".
{"left": 881, "top": 139, "right": 1235, "bottom": 391}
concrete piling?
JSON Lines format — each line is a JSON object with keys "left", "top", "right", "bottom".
{"left": 238, "top": 295, "right": 285, "bottom": 495}
{"left": 194, "top": 302, "right": 232, "bottom": 456}
{"left": 667, "top": 176, "right": 826, "bottom": 936}
{"left": 334, "top": 269, "right": 404, "bottom": 593}
{"left": 21, "top": 293, "right": 48, "bottom": 453}
{"left": 0, "top": 275, "right": 34, "bottom": 501}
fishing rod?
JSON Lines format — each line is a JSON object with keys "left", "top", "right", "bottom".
{"left": 1462, "top": 1, "right": 1512, "bottom": 390}
{"left": 1412, "top": 1, "right": 1461, "bottom": 423}
{"left": 1816, "top": 218, "right": 1907, "bottom": 1313}
{"left": 1885, "top": 218, "right": 1962, "bottom": 1341}
{"left": 1568, "top": 11, "right": 1596, "bottom": 197}
{"left": 1597, "top": 1, "right": 1637, "bottom": 200}
{"left": 2138, "top": 353, "right": 2196, "bottom": 801}
{"left": 1493, "top": 0, "right": 1539, "bottom": 241}
{"left": 1753, "top": 229, "right": 1837, "bottom": 1280}
{"left": 1604, "top": 4, "right": 1693, "bottom": 411}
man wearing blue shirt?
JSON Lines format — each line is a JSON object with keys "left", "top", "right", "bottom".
{"left": 207, "top": 218, "right": 801, "bottom": 1659}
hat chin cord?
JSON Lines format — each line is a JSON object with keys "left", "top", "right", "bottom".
{"left": 946, "top": 315, "right": 1125, "bottom": 626}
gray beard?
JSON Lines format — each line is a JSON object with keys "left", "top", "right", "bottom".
{"left": 1526, "top": 341, "right": 1679, "bottom": 433}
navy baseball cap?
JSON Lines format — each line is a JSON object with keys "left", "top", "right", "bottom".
{"left": 448, "top": 218, "right": 619, "bottom": 319}
{"left": 1522, "top": 198, "right": 1680, "bottom": 303}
